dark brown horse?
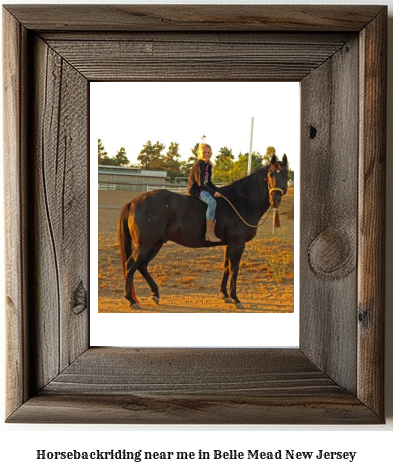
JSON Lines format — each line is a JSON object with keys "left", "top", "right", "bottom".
{"left": 118, "top": 154, "right": 289, "bottom": 310}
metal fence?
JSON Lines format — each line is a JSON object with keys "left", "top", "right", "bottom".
{"left": 98, "top": 183, "right": 188, "bottom": 193}
{"left": 98, "top": 183, "right": 147, "bottom": 192}
{"left": 146, "top": 185, "right": 188, "bottom": 193}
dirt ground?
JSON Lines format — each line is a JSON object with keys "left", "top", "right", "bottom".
{"left": 98, "top": 188, "right": 294, "bottom": 313}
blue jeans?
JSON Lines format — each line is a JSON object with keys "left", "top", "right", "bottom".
{"left": 200, "top": 191, "right": 217, "bottom": 221}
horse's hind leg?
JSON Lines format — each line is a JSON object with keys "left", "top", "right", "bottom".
{"left": 125, "top": 246, "right": 151, "bottom": 309}
{"left": 138, "top": 241, "right": 163, "bottom": 305}
{"left": 220, "top": 246, "right": 232, "bottom": 304}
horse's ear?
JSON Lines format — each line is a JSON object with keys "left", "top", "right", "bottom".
{"left": 282, "top": 154, "right": 288, "bottom": 166}
{"left": 271, "top": 154, "right": 277, "bottom": 164}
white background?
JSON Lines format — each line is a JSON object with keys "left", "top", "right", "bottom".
{"left": 1, "top": 0, "right": 392, "bottom": 472}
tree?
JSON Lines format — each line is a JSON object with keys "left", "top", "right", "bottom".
{"left": 213, "top": 147, "right": 235, "bottom": 183}
{"left": 136, "top": 140, "right": 189, "bottom": 181}
{"left": 137, "top": 141, "right": 166, "bottom": 170}
{"left": 179, "top": 161, "right": 191, "bottom": 179}
{"left": 113, "top": 147, "right": 130, "bottom": 167}
{"left": 250, "top": 151, "right": 264, "bottom": 171}
{"left": 188, "top": 142, "right": 200, "bottom": 164}
{"left": 98, "top": 138, "right": 111, "bottom": 165}
{"left": 179, "top": 142, "right": 200, "bottom": 176}
{"left": 214, "top": 151, "right": 264, "bottom": 184}
{"left": 215, "top": 147, "right": 234, "bottom": 163}
{"left": 189, "top": 142, "right": 200, "bottom": 158}
{"left": 263, "top": 146, "right": 276, "bottom": 165}
{"left": 98, "top": 140, "right": 130, "bottom": 167}
{"left": 228, "top": 153, "right": 250, "bottom": 182}
{"left": 165, "top": 142, "right": 181, "bottom": 164}
{"left": 163, "top": 142, "right": 184, "bottom": 182}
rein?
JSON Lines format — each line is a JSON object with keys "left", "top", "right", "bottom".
{"left": 220, "top": 185, "right": 285, "bottom": 229}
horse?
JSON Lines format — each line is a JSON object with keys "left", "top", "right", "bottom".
{"left": 117, "top": 154, "right": 289, "bottom": 310}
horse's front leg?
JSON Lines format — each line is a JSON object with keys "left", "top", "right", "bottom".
{"left": 220, "top": 246, "right": 232, "bottom": 303}
{"left": 228, "top": 241, "right": 245, "bottom": 309}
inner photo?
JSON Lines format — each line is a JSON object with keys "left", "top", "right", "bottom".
{"left": 90, "top": 82, "right": 299, "bottom": 347}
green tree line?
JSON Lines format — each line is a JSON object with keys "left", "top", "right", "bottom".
{"left": 98, "top": 139, "right": 130, "bottom": 167}
{"left": 98, "top": 139, "right": 294, "bottom": 184}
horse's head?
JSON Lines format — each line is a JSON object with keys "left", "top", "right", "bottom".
{"left": 267, "top": 154, "right": 289, "bottom": 208}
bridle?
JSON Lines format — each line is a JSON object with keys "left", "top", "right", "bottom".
{"left": 269, "top": 187, "right": 286, "bottom": 196}
{"left": 267, "top": 164, "right": 288, "bottom": 198}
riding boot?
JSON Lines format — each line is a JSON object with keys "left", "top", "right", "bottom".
{"left": 205, "top": 218, "right": 221, "bottom": 242}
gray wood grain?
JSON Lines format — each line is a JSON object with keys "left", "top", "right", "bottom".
{"left": 7, "top": 348, "right": 380, "bottom": 424}
{"left": 300, "top": 37, "right": 359, "bottom": 394}
{"left": 29, "top": 36, "right": 89, "bottom": 390}
{"left": 46, "top": 38, "right": 347, "bottom": 82}
{"left": 3, "top": 9, "right": 30, "bottom": 418}
{"left": 41, "top": 31, "right": 354, "bottom": 44}
{"left": 3, "top": 5, "right": 384, "bottom": 32}
{"left": 9, "top": 392, "right": 378, "bottom": 424}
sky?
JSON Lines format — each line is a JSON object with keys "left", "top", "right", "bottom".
{"left": 91, "top": 82, "right": 300, "bottom": 170}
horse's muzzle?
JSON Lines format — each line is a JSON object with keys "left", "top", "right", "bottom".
{"left": 269, "top": 188, "right": 283, "bottom": 208}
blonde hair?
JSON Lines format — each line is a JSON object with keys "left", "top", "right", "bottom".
{"left": 197, "top": 143, "right": 212, "bottom": 164}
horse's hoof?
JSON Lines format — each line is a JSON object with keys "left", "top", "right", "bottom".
{"left": 152, "top": 296, "right": 159, "bottom": 305}
{"left": 235, "top": 302, "right": 244, "bottom": 309}
{"left": 131, "top": 303, "right": 141, "bottom": 310}
{"left": 223, "top": 297, "right": 232, "bottom": 304}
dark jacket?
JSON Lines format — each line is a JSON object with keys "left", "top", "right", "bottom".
{"left": 187, "top": 160, "right": 218, "bottom": 198}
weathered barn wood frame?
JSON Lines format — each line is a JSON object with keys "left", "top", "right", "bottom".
{"left": 3, "top": 5, "right": 386, "bottom": 423}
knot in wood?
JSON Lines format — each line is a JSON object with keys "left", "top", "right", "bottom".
{"left": 73, "top": 281, "right": 87, "bottom": 315}
{"left": 358, "top": 307, "right": 370, "bottom": 326}
{"left": 308, "top": 228, "right": 354, "bottom": 279}
{"left": 309, "top": 125, "right": 317, "bottom": 139}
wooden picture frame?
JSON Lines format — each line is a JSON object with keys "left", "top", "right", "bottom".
{"left": 3, "top": 5, "right": 386, "bottom": 424}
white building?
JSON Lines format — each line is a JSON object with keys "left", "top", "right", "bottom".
{"left": 98, "top": 165, "right": 168, "bottom": 192}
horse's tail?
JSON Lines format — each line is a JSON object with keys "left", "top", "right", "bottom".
{"left": 117, "top": 201, "right": 139, "bottom": 304}
{"left": 117, "top": 202, "right": 132, "bottom": 279}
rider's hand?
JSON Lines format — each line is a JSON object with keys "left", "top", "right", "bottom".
{"left": 214, "top": 192, "right": 221, "bottom": 198}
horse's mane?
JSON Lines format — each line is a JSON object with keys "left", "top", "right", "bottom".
{"left": 219, "top": 165, "right": 269, "bottom": 199}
